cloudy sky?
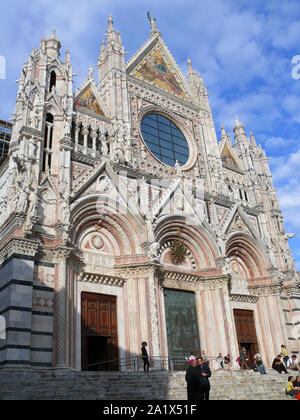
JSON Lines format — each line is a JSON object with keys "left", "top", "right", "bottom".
{"left": 0, "top": 0, "right": 300, "bottom": 269}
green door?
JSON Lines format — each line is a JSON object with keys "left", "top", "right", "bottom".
{"left": 164, "top": 289, "right": 200, "bottom": 360}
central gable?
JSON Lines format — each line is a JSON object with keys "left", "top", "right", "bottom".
{"left": 127, "top": 37, "right": 195, "bottom": 102}
{"left": 135, "top": 49, "right": 187, "bottom": 99}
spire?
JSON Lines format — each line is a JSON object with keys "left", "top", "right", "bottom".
{"left": 65, "top": 49, "right": 70, "bottom": 64}
{"left": 250, "top": 131, "right": 257, "bottom": 147}
{"left": 233, "top": 115, "right": 247, "bottom": 144}
{"left": 108, "top": 14, "right": 114, "bottom": 33}
{"left": 45, "top": 29, "right": 61, "bottom": 58}
{"left": 147, "top": 11, "right": 160, "bottom": 38}
{"left": 235, "top": 115, "right": 242, "bottom": 128}
{"left": 187, "top": 57, "right": 193, "bottom": 74}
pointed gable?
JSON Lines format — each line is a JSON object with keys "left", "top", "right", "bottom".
{"left": 74, "top": 85, "right": 104, "bottom": 117}
{"left": 127, "top": 36, "right": 195, "bottom": 102}
{"left": 220, "top": 141, "right": 244, "bottom": 172}
{"left": 135, "top": 49, "right": 187, "bottom": 99}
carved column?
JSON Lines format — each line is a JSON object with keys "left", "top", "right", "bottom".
{"left": 74, "top": 124, "right": 80, "bottom": 152}
{"left": 92, "top": 130, "right": 97, "bottom": 158}
{"left": 147, "top": 266, "right": 163, "bottom": 361}
{"left": 83, "top": 128, "right": 88, "bottom": 155}
{"left": 53, "top": 246, "right": 72, "bottom": 368}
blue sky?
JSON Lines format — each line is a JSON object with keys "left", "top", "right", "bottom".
{"left": 0, "top": 0, "right": 300, "bottom": 270}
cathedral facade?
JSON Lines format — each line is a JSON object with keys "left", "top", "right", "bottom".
{"left": 0, "top": 16, "right": 299, "bottom": 371}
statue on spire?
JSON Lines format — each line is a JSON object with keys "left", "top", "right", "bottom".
{"left": 147, "top": 11, "right": 159, "bottom": 36}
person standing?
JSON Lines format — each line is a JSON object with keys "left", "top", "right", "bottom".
{"left": 196, "top": 357, "right": 212, "bottom": 400}
{"left": 239, "top": 347, "right": 249, "bottom": 370}
{"left": 141, "top": 341, "right": 150, "bottom": 372}
{"left": 185, "top": 359, "right": 199, "bottom": 400}
{"left": 281, "top": 345, "right": 289, "bottom": 369}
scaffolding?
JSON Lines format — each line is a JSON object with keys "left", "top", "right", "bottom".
{"left": 0, "top": 119, "right": 12, "bottom": 158}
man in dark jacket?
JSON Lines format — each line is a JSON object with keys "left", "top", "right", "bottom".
{"left": 196, "top": 356, "right": 212, "bottom": 400}
{"left": 185, "top": 359, "right": 199, "bottom": 400}
{"left": 141, "top": 341, "right": 150, "bottom": 372}
{"left": 272, "top": 355, "right": 288, "bottom": 374}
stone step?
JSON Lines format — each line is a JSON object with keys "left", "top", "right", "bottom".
{"left": 0, "top": 368, "right": 293, "bottom": 401}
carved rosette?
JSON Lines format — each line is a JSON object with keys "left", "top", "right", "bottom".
{"left": 170, "top": 240, "right": 187, "bottom": 265}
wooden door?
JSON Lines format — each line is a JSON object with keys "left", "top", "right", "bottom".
{"left": 234, "top": 309, "right": 259, "bottom": 365}
{"left": 81, "top": 292, "right": 118, "bottom": 371}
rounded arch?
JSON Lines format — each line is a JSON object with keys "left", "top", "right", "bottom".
{"left": 71, "top": 195, "right": 147, "bottom": 258}
{"left": 154, "top": 214, "right": 221, "bottom": 270}
{"left": 225, "top": 233, "right": 270, "bottom": 279}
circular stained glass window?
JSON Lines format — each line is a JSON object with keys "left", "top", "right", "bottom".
{"left": 141, "top": 113, "right": 189, "bottom": 167}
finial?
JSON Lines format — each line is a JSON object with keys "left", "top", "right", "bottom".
{"left": 88, "top": 65, "right": 94, "bottom": 80}
{"left": 108, "top": 14, "right": 114, "bottom": 32}
{"left": 187, "top": 57, "right": 193, "bottom": 73}
{"left": 147, "top": 11, "right": 159, "bottom": 37}
{"left": 51, "top": 29, "right": 57, "bottom": 40}
{"left": 250, "top": 131, "right": 257, "bottom": 147}
{"left": 65, "top": 50, "right": 70, "bottom": 63}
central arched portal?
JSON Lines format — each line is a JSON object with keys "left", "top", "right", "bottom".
{"left": 163, "top": 288, "right": 200, "bottom": 366}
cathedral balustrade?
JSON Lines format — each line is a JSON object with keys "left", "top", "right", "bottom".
{"left": 71, "top": 119, "right": 108, "bottom": 159}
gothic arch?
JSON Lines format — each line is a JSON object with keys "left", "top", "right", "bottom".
{"left": 154, "top": 214, "right": 221, "bottom": 270}
{"left": 71, "top": 195, "right": 146, "bottom": 258}
{"left": 225, "top": 233, "right": 270, "bottom": 279}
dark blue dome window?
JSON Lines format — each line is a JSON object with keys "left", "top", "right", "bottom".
{"left": 141, "top": 113, "right": 189, "bottom": 167}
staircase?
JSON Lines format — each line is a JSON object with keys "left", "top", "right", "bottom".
{"left": 0, "top": 368, "right": 293, "bottom": 400}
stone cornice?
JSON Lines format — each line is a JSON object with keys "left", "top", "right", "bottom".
{"left": 71, "top": 151, "right": 98, "bottom": 166}
{"left": 0, "top": 213, "right": 26, "bottom": 242}
{"left": 19, "top": 126, "right": 43, "bottom": 141}
{"left": 78, "top": 271, "right": 125, "bottom": 288}
{"left": 230, "top": 294, "right": 259, "bottom": 304}
{"left": 0, "top": 235, "right": 39, "bottom": 264}
{"left": 35, "top": 245, "right": 77, "bottom": 264}
{"left": 114, "top": 262, "right": 163, "bottom": 279}
{"left": 248, "top": 283, "right": 282, "bottom": 297}
{"left": 127, "top": 75, "right": 201, "bottom": 113}
{"left": 163, "top": 270, "right": 231, "bottom": 291}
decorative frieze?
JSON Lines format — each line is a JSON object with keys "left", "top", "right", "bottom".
{"left": 78, "top": 271, "right": 126, "bottom": 287}
{"left": 230, "top": 294, "right": 259, "bottom": 304}
{"left": 163, "top": 270, "right": 231, "bottom": 291}
{"left": 0, "top": 236, "right": 39, "bottom": 264}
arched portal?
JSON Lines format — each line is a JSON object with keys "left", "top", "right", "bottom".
{"left": 70, "top": 194, "right": 147, "bottom": 371}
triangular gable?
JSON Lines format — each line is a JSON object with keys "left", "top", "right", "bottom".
{"left": 220, "top": 141, "right": 244, "bottom": 172}
{"left": 152, "top": 178, "right": 207, "bottom": 229}
{"left": 70, "top": 161, "right": 144, "bottom": 225}
{"left": 223, "top": 206, "right": 260, "bottom": 243}
{"left": 127, "top": 36, "right": 196, "bottom": 103}
{"left": 74, "top": 84, "right": 105, "bottom": 117}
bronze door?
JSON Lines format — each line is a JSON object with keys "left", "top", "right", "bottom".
{"left": 164, "top": 289, "right": 200, "bottom": 364}
{"left": 234, "top": 309, "right": 259, "bottom": 365}
{"left": 81, "top": 292, "right": 118, "bottom": 371}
